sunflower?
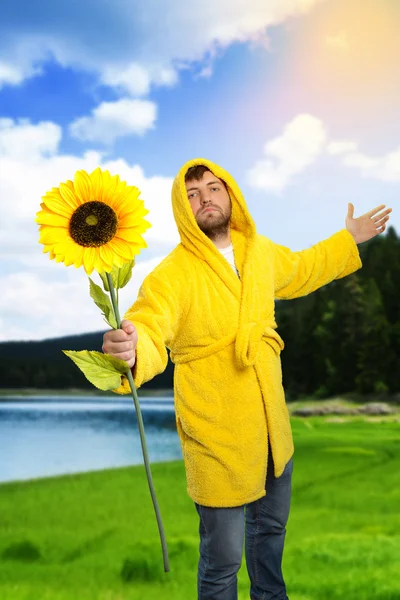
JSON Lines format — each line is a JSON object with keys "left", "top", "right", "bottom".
{"left": 35, "top": 168, "right": 151, "bottom": 274}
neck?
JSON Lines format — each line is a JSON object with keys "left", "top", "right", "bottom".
{"left": 211, "top": 231, "right": 232, "bottom": 249}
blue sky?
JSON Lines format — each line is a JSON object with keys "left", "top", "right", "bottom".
{"left": 0, "top": 0, "right": 398, "bottom": 341}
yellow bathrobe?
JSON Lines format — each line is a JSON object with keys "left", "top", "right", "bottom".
{"left": 113, "top": 157, "right": 362, "bottom": 508}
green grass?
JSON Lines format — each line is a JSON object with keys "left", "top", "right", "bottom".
{"left": 1, "top": 418, "right": 399, "bottom": 599}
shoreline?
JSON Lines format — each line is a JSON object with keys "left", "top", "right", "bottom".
{"left": 0, "top": 387, "right": 174, "bottom": 398}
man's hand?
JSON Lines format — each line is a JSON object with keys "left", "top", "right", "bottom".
{"left": 346, "top": 203, "right": 392, "bottom": 244}
{"left": 102, "top": 319, "right": 138, "bottom": 369}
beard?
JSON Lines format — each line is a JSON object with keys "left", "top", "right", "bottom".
{"left": 196, "top": 207, "right": 231, "bottom": 239}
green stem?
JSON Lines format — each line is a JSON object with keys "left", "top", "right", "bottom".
{"left": 106, "top": 272, "right": 170, "bottom": 574}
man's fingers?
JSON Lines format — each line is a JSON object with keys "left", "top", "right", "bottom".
{"left": 374, "top": 215, "right": 390, "bottom": 228}
{"left": 347, "top": 202, "right": 355, "bottom": 218}
{"left": 121, "top": 319, "right": 135, "bottom": 334}
{"left": 366, "top": 204, "right": 387, "bottom": 218}
{"left": 371, "top": 208, "right": 392, "bottom": 223}
{"left": 111, "top": 350, "right": 136, "bottom": 364}
{"left": 102, "top": 322, "right": 137, "bottom": 354}
{"left": 106, "top": 340, "right": 135, "bottom": 352}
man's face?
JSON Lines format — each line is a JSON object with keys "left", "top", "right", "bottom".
{"left": 185, "top": 170, "right": 232, "bottom": 236}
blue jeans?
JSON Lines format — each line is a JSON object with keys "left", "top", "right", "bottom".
{"left": 194, "top": 446, "right": 293, "bottom": 600}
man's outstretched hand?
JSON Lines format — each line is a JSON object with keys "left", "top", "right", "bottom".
{"left": 346, "top": 203, "right": 392, "bottom": 244}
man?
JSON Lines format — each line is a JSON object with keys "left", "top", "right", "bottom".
{"left": 102, "top": 158, "right": 392, "bottom": 600}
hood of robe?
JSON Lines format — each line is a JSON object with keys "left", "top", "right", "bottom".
{"left": 171, "top": 157, "right": 257, "bottom": 269}
{"left": 172, "top": 157, "right": 281, "bottom": 369}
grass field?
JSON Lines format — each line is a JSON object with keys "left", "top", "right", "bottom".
{"left": 1, "top": 417, "right": 399, "bottom": 600}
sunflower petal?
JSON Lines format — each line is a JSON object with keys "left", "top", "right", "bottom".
{"left": 115, "top": 228, "right": 146, "bottom": 245}
{"left": 99, "top": 244, "right": 116, "bottom": 268}
{"left": 102, "top": 172, "right": 120, "bottom": 204}
{"left": 72, "top": 245, "right": 84, "bottom": 269}
{"left": 108, "top": 181, "right": 128, "bottom": 208}
{"left": 74, "top": 170, "right": 92, "bottom": 204}
{"left": 63, "top": 241, "right": 79, "bottom": 267}
{"left": 35, "top": 211, "right": 70, "bottom": 227}
{"left": 59, "top": 182, "right": 81, "bottom": 210}
{"left": 100, "top": 170, "right": 111, "bottom": 201}
{"left": 114, "top": 240, "right": 143, "bottom": 257}
{"left": 102, "top": 245, "right": 125, "bottom": 269}
{"left": 39, "top": 226, "right": 69, "bottom": 245}
{"left": 42, "top": 192, "right": 75, "bottom": 218}
{"left": 115, "top": 195, "right": 140, "bottom": 219}
{"left": 83, "top": 247, "right": 97, "bottom": 275}
{"left": 93, "top": 252, "right": 111, "bottom": 274}
{"left": 118, "top": 208, "right": 151, "bottom": 228}
{"left": 141, "top": 218, "right": 151, "bottom": 231}
{"left": 109, "top": 238, "right": 135, "bottom": 260}
{"left": 90, "top": 168, "right": 103, "bottom": 203}
{"left": 51, "top": 239, "right": 73, "bottom": 255}
{"left": 38, "top": 202, "right": 63, "bottom": 217}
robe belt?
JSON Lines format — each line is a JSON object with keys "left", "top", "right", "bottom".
{"left": 170, "top": 326, "right": 284, "bottom": 368}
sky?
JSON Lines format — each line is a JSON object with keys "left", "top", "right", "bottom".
{"left": 0, "top": 0, "right": 399, "bottom": 342}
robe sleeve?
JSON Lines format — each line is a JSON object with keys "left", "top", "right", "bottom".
{"left": 111, "top": 264, "right": 186, "bottom": 394}
{"left": 273, "top": 228, "right": 362, "bottom": 300}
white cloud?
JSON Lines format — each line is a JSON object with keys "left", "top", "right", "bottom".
{"left": 327, "top": 137, "right": 400, "bottom": 182}
{"left": 0, "top": 62, "right": 27, "bottom": 87}
{"left": 100, "top": 63, "right": 179, "bottom": 97}
{"left": 0, "top": 118, "right": 180, "bottom": 339}
{"left": 342, "top": 147, "right": 400, "bottom": 182}
{"left": 327, "top": 140, "right": 358, "bottom": 155}
{"left": 1, "top": 118, "right": 177, "bottom": 240}
{"left": 0, "top": 256, "right": 166, "bottom": 341}
{"left": 0, "top": 0, "right": 327, "bottom": 90}
{"left": 0, "top": 118, "right": 61, "bottom": 159}
{"left": 343, "top": 153, "right": 380, "bottom": 170}
{"left": 247, "top": 114, "right": 327, "bottom": 191}
{"left": 100, "top": 63, "right": 151, "bottom": 97}
{"left": 246, "top": 113, "right": 400, "bottom": 192}
{"left": 69, "top": 98, "right": 157, "bottom": 143}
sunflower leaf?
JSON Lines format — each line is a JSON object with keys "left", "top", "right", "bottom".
{"left": 99, "top": 270, "right": 111, "bottom": 292}
{"left": 62, "top": 350, "right": 129, "bottom": 391}
{"left": 89, "top": 278, "right": 118, "bottom": 329}
{"left": 99, "top": 260, "right": 135, "bottom": 292}
{"left": 116, "top": 260, "right": 135, "bottom": 289}
{"left": 98, "top": 266, "right": 119, "bottom": 292}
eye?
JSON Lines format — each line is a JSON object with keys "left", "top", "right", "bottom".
{"left": 211, "top": 187, "right": 219, "bottom": 192}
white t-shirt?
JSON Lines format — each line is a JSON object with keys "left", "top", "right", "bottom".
{"left": 217, "top": 243, "right": 240, "bottom": 278}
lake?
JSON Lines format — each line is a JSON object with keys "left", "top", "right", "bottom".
{"left": 0, "top": 395, "right": 183, "bottom": 483}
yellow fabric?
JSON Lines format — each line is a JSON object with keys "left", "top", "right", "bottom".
{"left": 112, "top": 157, "right": 362, "bottom": 507}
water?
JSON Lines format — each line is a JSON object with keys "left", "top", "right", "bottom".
{"left": 0, "top": 396, "right": 183, "bottom": 483}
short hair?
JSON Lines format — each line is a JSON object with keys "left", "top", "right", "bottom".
{"left": 185, "top": 164, "right": 228, "bottom": 190}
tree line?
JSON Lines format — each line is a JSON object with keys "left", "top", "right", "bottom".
{"left": 278, "top": 226, "right": 399, "bottom": 399}
{"left": 0, "top": 226, "right": 398, "bottom": 400}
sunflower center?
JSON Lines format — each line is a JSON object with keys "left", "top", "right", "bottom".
{"left": 69, "top": 201, "right": 118, "bottom": 247}
{"left": 85, "top": 214, "right": 98, "bottom": 226}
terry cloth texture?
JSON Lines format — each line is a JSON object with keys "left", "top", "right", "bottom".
{"left": 112, "top": 157, "right": 362, "bottom": 507}
{"left": 218, "top": 243, "right": 240, "bottom": 277}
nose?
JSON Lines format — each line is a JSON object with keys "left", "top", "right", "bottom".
{"left": 201, "top": 192, "right": 212, "bottom": 205}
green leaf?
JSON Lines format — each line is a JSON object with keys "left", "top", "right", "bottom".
{"left": 63, "top": 350, "right": 130, "bottom": 391}
{"left": 99, "top": 260, "right": 135, "bottom": 292}
{"left": 99, "top": 270, "right": 111, "bottom": 292}
{"left": 89, "top": 278, "right": 118, "bottom": 329}
{"left": 116, "top": 260, "right": 135, "bottom": 289}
